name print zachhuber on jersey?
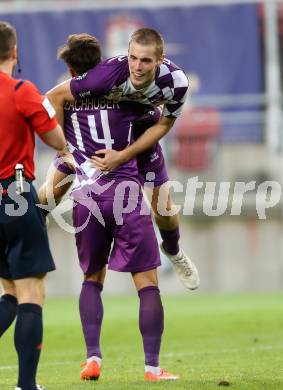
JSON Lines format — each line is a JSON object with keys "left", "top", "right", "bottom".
{"left": 64, "top": 97, "right": 120, "bottom": 112}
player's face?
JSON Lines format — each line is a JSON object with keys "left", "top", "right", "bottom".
{"left": 128, "top": 41, "right": 163, "bottom": 90}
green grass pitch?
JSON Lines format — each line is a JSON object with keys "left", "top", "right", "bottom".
{"left": 0, "top": 293, "right": 283, "bottom": 389}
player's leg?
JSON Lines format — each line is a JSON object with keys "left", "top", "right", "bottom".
{"left": 150, "top": 184, "right": 180, "bottom": 254}
{"left": 3, "top": 182, "right": 55, "bottom": 390}
{"left": 0, "top": 278, "right": 17, "bottom": 336}
{"left": 149, "top": 184, "right": 200, "bottom": 289}
{"left": 132, "top": 269, "right": 162, "bottom": 373}
{"left": 38, "top": 163, "right": 73, "bottom": 210}
{"left": 13, "top": 275, "right": 46, "bottom": 390}
{"left": 132, "top": 269, "right": 178, "bottom": 381}
{"left": 139, "top": 144, "right": 199, "bottom": 290}
{"left": 79, "top": 269, "right": 106, "bottom": 380}
{"left": 0, "top": 225, "right": 18, "bottom": 336}
{"left": 14, "top": 275, "right": 45, "bottom": 305}
{"left": 138, "top": 144, "right": 181, "bottom": 255}
{"left": 73, "top": 201, "right": 110, "bottom": 381}
{"left": 109, "top": 193, "right": 177, "bottom": 381}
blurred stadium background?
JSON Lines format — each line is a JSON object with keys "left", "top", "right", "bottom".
{"left": 1, "top": 0, "right": 283, "bottom": 295}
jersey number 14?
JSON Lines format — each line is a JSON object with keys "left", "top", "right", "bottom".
{"left": 71, "top": 111, "right": 115, "bottom": 152}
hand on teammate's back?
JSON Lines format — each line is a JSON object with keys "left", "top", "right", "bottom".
{"left": 91, "top": 149, "right": 127, "bottom": 172}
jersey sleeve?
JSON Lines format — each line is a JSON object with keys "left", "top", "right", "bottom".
{"left": 15, "top": 80, "right": 58, "bottom": 135}
{"left": 163, "top": 70, "right": 189, "bottom": 118}
{"left": 70, "top": 56, "right": 128, "bottom": 100}
{"left": 132, "top": 106, "right": 161, "bottom": 140}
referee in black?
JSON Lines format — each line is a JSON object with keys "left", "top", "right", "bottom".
{"left": 0, "top": 21, "right": 66, "bottom": 390}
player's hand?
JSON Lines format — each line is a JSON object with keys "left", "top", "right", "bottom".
{"left": 91, "top": 149, "right": 125, "bottom": 172}
{"left": 58, "top": 149, "right": 75, "bottom": 171}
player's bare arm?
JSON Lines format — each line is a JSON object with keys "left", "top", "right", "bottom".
{"left": 92, "top": 115, "right": 175, "bottom": 171}
{"left": 47, "top": 79, "right": 73, "bottom": 127}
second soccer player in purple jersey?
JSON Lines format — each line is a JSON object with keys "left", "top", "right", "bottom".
{"left": 70, "top": 54, "right": 188, "bottom": 118}
{"left": 47, "top": 27, "right": 200, "bottom": 291}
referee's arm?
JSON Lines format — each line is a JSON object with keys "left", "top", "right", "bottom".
{"left": 16, "top": 81, "right": 67, "bottom": 152}
{"left": 40, "top": 124, "right": 66, "bottom": 152}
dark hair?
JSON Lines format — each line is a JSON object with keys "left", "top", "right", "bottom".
{"left": 57, "top": 33, "right": 101, "bottom": 75}
{"left": 0, "top": 21, "right": 16, "bottom": 62}
{"left": 129, "top": 28, "right": 164, "bottom": 58}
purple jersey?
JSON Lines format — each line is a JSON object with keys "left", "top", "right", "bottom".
{"left": 70, "top": 56, "right": 189, "bottom": 118}
{"left": 64, "top": 98, "right": 162, "bottom": 273}
{"left": 63, "top": 98, "right": 160, "bottom": 199}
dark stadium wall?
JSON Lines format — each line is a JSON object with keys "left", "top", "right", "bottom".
{"left": 2, "top": 4, "right": 262, "bottom": 141}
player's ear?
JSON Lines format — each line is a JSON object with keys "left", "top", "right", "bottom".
{"left": 11, "top": 46, "right": 17, "bottom": 61}
{"left": 157, "top": 54, "right": 164, "bottom": 66}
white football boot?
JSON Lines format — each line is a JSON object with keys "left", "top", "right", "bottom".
{"left": 160, "top": 244, "right": 200, "bottom": 290}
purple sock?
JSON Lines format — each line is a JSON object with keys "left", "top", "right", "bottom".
{"left": 138, "top": 286, "right": 164, "bottom": 367}
{"left": 79, "top": 280, "right": 103, "bottom": 359}
{"left": 160, "top": 227, "right": 180, "bottom": 255}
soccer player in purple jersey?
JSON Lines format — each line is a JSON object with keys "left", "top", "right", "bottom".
{"left": 47, "top": 28, "right": 200, "bottom": 291}
{"left": 41, "top": 34, "right": 179, "bottom": 382}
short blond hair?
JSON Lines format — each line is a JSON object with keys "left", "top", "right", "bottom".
{"left": 129, "top": 28, "right": 164, "bottom": 58}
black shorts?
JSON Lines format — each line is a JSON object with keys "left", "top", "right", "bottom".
{"left": 0, "top": 178, "right": 55, "bottom": 280}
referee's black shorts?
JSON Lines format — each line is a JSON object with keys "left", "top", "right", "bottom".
{"left": 0, "top": 178, "right": 55, "bottom": 280}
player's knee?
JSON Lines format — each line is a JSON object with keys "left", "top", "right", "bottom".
{"left": 38, "top": 181, "right": 63, "bottom": 208}
{"left": 155, "top": 213, "right": 179, "bottom": 230}
{"left": 132, "top": 269, "right": 158, "bottom": 291}
{"left": 1, "top": 286, "right": 17, "bottom": 298}
{"left": 52, "top": 186, "right": 65, "bottom": 204}
{"left": 39, "top": 285, "right": 46, "bottom": 305}
{"left": 84, "top": 271, "right": 105, "bottom": 284}
{"left": 15, "top": 275, "right": 46, "bottom": 306}
{"left": 0, "top": 279, "right": 17, "bottom": 298}
{"left": 46, "top": 184, "right": 63, "bottom": 206}
{"left": 37, "top": 274, "right": 46, "bottom": 304}
{"left": 85, "top": 274, "right": 97, "bottom": 282}
{"left": 151, "top": 196, "right": 179, "bottom": 218}
{"left": 16, "top": 290, "right": 41, "bottom": 305}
